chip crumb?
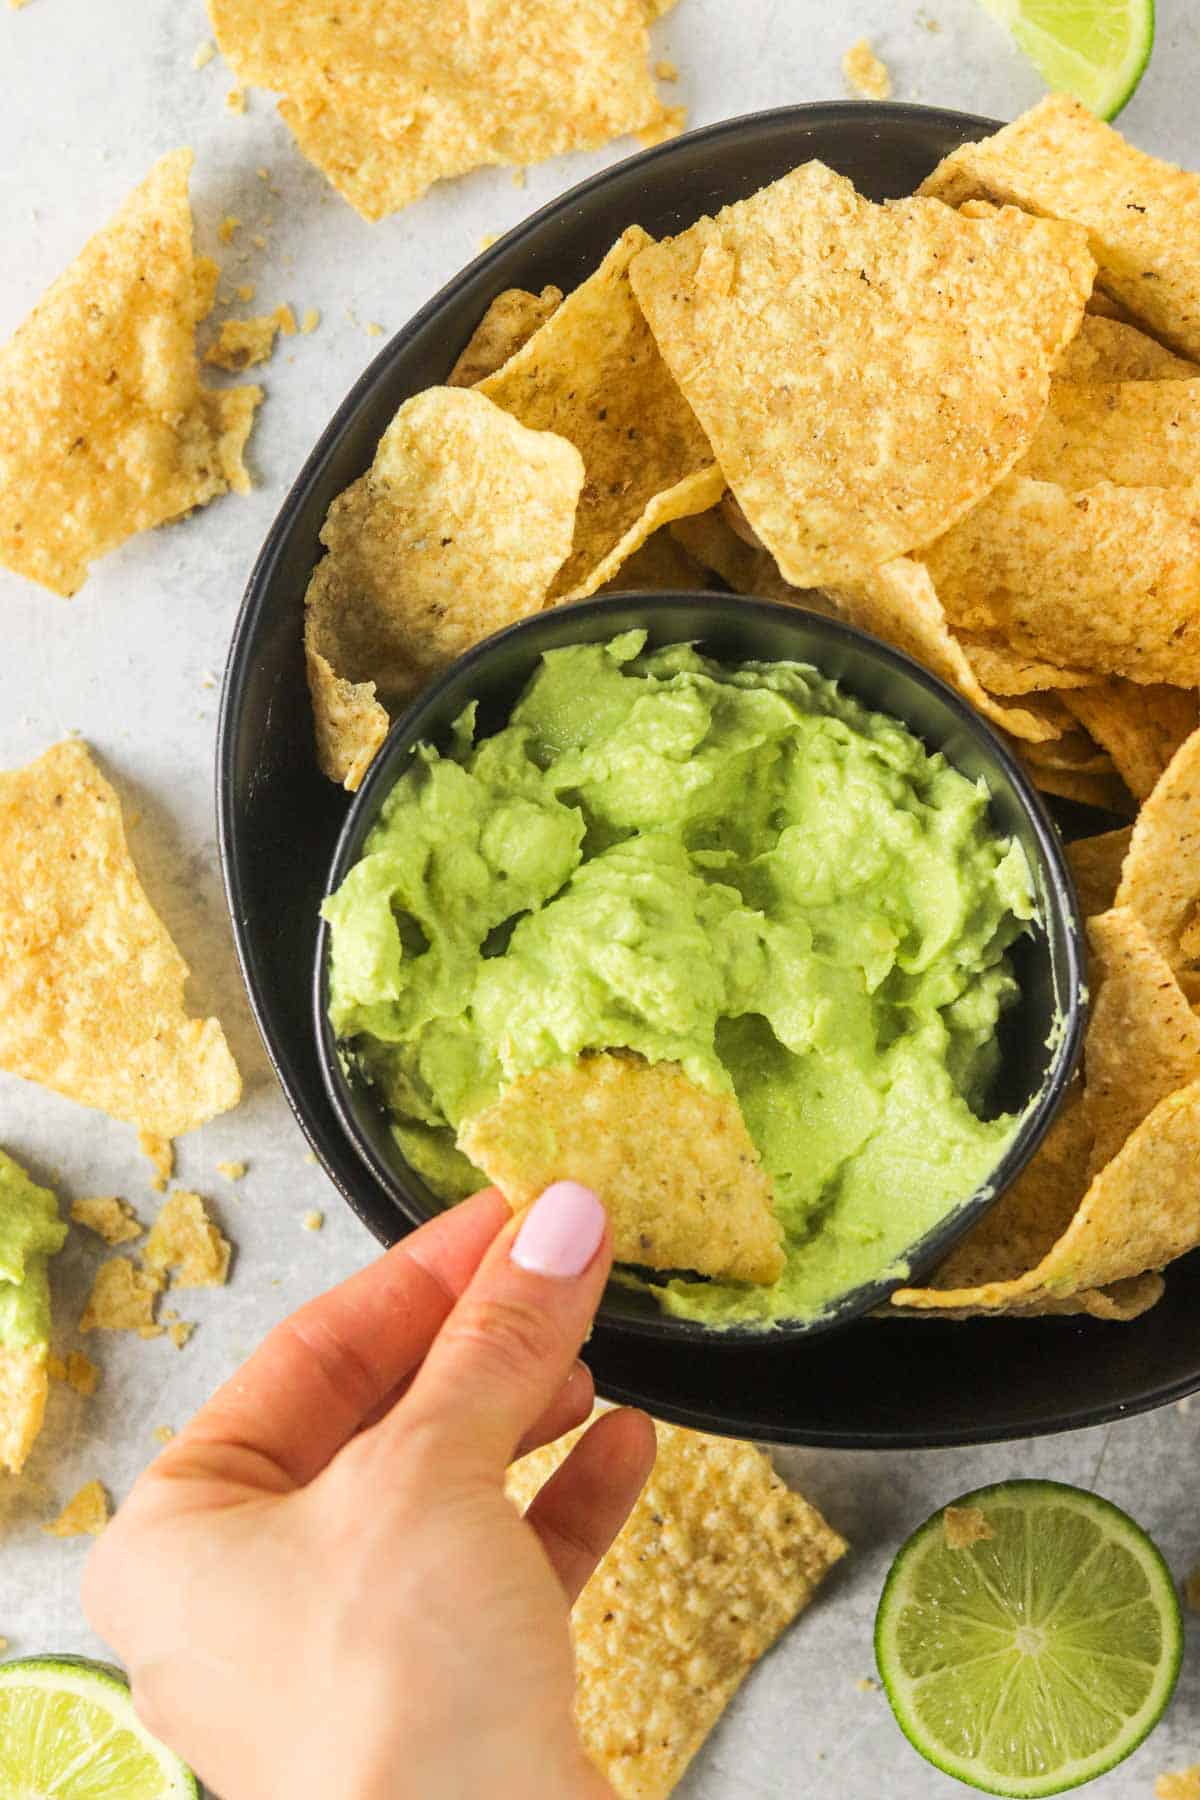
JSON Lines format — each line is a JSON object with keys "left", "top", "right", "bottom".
{"left": 302, "top": 1209, "right": 324, "bottom": 1232}
{"left": 842, "top": 37, "right": 893, "bottom": 100}
{"left": 216, "top": 1160, "right": 246, "bottom": 1181}
{"left": 655, "top": 58, "right": 678, "bottom": 81}
{"left": 304, "top": 1152, "right": 318, "bottom": 1164}
{"left": 218, "top": 214, "right": 241, "bottom": 244}
{"left": 479, "top": 232, "right": 499, "bottom": 252}
{"left": 1184, "top": 1565, "right": 1200, "bottom": 1611}
{"left": 192, "top": 38, "right": 216, "bottom": 69}
{"left": 511, "top": 167, "right": 527, "bottom": 189}
{"left": 48, "top": 1350, "right": 100, "bottom": 1397}
{"left": 251, "top": 232, "right": 266, "bottom": 249}
{"left": 80, "top": 1258, "right": 163, "bottom": 1336}
{"left": 855, "top": 1676, "right": 880, "bottom": 1693}
{"left": 225, "top": 86, "right": 246, "bottom": 114}
{"left": 1157, "top": 1769, "right": 1200, "bottom": 1800}
{"left": 42, "top": 1478, "right": 110, "bottom": 1538}
{"left": 168, "top": 1320, "right": 195, "bottom": 1350}
{"left": 235, "top": 281, "right": 256, "bottom": 302}
{"left": 200, "top": 669, "right": 218, "bottom": 690}
{"left": 138, "top": 1131, "right": 174, "bottom": 1192}
{"left": 205, "top": 303, "right": 296, "bottom": 371}
{"left": 944, "top": 1505, "right": 995, "bottom": 1549}
{"left": 364, "top": 321, "right": 384, "bottom": 338}
{"left": 300, "top": 307, "right": 320, "bottom": 334}
{"left": 153, "top": 1424, "right": 175, "bottom": 1445}
{"left": 70, "top": 1196, "right": 142, "bottom": 1246}
{"left": 636, "top": 103, "right": 687, "bottom": 149}
{"left": 144, "top": 1191, "right": 231, "bottom": 1289}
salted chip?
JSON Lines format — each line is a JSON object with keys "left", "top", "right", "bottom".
{"left": 446, "top": 286, "right": 563, "bottom": 387}
{"left": 143, "top": 1191, "right": 231, "bottom": 1289}
{"left": 1062, "top": 682, "right": 1198, "bottom": 802}
{"left": 507, "top": 1417, "right": 846, "bottom": 1800}
{"left": 1055, "top": 315, "right": 1198, "bottom": 383}
{"left": 192, "top": 254, "right": 221, "bottom": 322}
{"left": 1085, "top": 908, "right": 1200, "bottom": 1172}
{"left": 944, "top": 1506, "right": 994, "bottom": 1549}
{"left": 204, "top": 301, "right": 297, "bottom": 371}
{"left": 0, "top": 1345, "right": 48, "bottom": 1476}
{"left": 959, "top": 635, "right": 1093, "bottom": 696}
{"left": 1019, "top": 380, "right": 1200, "bottom": 488}
{"left": 0, "top": 149, "right": 261, "bottom": 596}
{"left": 69, "top": 1196, "right": 142, "bottom": 1246}
{"left": 924, "top": 477, "right": 1200, "bottom": 687}
{"left": 628, "top": 162, "right": 1093, "bottom": 585}
{"left": 479, "top": 228, "right": 720, "bottom": 600}
{"left": 209, "top": 0, "right": 672, "bottom": 220}
{"left": 459, "top": 1053, "right": 785, "bottom": 1286}
{"left": 304, "top": 385, "right": 583, "bottom": 788}
{"left": 921, "top": 94, "right": 1200, "bottom": 360}
{"left": 1116, "top": 728, "right": 1200, "bottom": 971}
{"left": 1017, "top": 758, "right": 1131, "bottom": 814}
{"left": 1067, "top": 828, "right": 1132, "bottom": 920}
{"left": 823, "top": 558, "right": 1065, "bottom": 744}
{"left": 42, "top": 1479, "right": 110, "bottom": 1539}
{"left": 842, "top": 38, "right": 892, "bottom": 100}
{"left": 597, "top": 525, "right": 711, "bottom": 594}
{"left": 669, "top": 508, "right": 838, "bottom": 612}
{"left": 79, "top": 1258, "right": 163, "bottom": 1337}
{"left": 0, "top": 742, "right": 242, "bottom": 1138}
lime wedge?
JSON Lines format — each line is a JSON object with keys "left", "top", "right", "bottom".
{"left": 875, "top": 1480, "right": 1182, "bottom": 1797}
{"left": 0, "top": 1656, "right": 198, "bottom": 1799}
{"left": 979, "top": 0, "right": 1154, "bottom": 119}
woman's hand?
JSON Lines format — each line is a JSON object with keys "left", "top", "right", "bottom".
{"left": 83, "top": 1181, "right": 656, "bottom": 1800}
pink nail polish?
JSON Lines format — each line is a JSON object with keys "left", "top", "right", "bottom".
{"left": 511, "top": 1181, "right": 606, "bottom": 1278}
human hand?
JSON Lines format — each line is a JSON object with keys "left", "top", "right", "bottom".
{"left": 83, "top": 1182, "right": 656, "bottom": 1800}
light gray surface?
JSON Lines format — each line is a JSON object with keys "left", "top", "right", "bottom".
{"left": 0, "top": 1, "right": 1197, "bottom": 1793}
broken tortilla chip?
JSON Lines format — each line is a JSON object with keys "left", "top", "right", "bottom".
{"left": 1019, "top": 380, "right": 1200, "bottom": 488}
{"left": 48, "top": 1350, "right": 100, "bottom": 1397}
{"left": 669, "top": 508, "right": 837, "bottom": 612}
{"left": 204, "top": 301, "right": 297, "bottom": 371}
{"left": 1062, "top": 682, "right": 1198, "bottom": 802}
{"left": 0, "top": 741, "right": 242, "bottom": 1139}
{"left": 69, "top": 1196, "right": 142, "bottom": 1246}
{"left": 446, "top": 285, "right": 563, "bottom": 387}
{"left": 921, "top": 94, "right": 1200, "bottom": 360}
{"left": 1066, "top": 828, "right": 1132, "bottom": 920}
{"left": 143, "top": 1191, "right": 232, "bottom": 1289}
{"left": 459, "top": 1053, "right": 785, "bottom": 1286}
{"left": 596, "top": 524, "right": 711, "bottom": 594}
{"left": 629, "top": 161, "right": 1093, "bottom": 585}
{"left": 959, "top": 635, "right": 1094, "bottom": 696}
{"left": 210, "top": 0, "right": 672, "bottom": 220}
{"left": 479, "top": 227, "right": 719, "bottom": 600}
{"left": 0, "top": 149, "right": 261, "bottom": 596}
{"left": 924, "top": 476, "right": 1200, "bottom": 687}
{"left": 944, "top": 1505, "right": 994, "bottom": 1549}
{"left": 1054, "top": 314, "right": 1198, "bottom": 383}
{"left": 80, "top": 1257, "right": 163, "bottom": 1337}
{"left": 507, "top": 1416, "right": 846, "bottom": 1800}
{"left": 1017, "top": 758, "right": 1132, "bottom": 813}
{"left": 42, "top": 1478, "right": 109, "bottom": 1538}
{"left": 1115, "top": 727, "right": 1200, "bottom": 971}
{"left": 304, "top": 385, "right": 583, "bottom": 788}
{"left": 1084, "top": 907, "right": 1200, "bottom": 1172}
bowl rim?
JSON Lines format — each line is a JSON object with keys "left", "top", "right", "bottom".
{"left": 312, "top": 589, "right": 1086, "bottom": 1345}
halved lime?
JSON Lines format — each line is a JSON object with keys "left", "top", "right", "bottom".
{"left": 875, "top": 1480, "right": 1182, "bottom": 1797}
{"left": 979, "top": 0, "right": 1154, "bottom": 119}
{"left": 0, "top": 1656, "right": 198, "bottom": 1799}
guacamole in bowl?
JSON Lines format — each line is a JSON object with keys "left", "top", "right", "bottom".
{"left": 319, "top": 602, "right": 1071, "bottom": 1334}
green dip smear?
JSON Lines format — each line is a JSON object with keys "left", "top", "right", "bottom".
{"left": 324, "top": 633, "right": 1036, "bottom": 1326}
{"left": 0, "top": 1150, "right": 66, "bottom": 1349}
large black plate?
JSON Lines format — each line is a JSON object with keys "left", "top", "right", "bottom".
{"left": 217, "top": 101, "right": 1200, "bottom": 1446}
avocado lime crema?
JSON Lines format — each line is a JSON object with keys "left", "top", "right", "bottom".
{"left": 323, "top": 632, "right": 1037, "bottom": 1327}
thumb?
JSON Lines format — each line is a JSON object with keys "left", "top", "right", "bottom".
{"left": 394, "top": 1181, "right": 611, "bottom": 1475}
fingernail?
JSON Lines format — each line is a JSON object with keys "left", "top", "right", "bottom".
{"left": 511, "top": 1181, "right": 606, "bottom": 1279}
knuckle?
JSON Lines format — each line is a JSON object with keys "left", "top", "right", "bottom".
{"left": 451, "top": 1293, "right": 561, "bottom": 1381}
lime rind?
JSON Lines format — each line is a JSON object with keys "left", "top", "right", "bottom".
{"left": 0, "top": 1655, "right": 199, "bottom": 1799}
{"left": 875, "top": 1479, "right": 1183, "bottom": 1798}
{"left": 979, "top": 0, "right": 1154, "bottom": 120}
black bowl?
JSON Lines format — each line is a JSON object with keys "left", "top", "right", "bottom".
{"left": 313, "top": 591, "right": 1084, "bottom": 1344}
{"left": 218, "top": 100, "right": 1200, "bottom": 1444}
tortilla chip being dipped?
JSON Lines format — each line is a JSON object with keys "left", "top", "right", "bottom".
{"left": 446, "top": 286, "right": 563, "bottom": 388}
{"left": 0, "top": 149, "right": 261, "bottom": 596}
{"left": 508, "top": 1416, "right": 846, "bottom": 1799}
{"left": 304, "top": 385, "right": 584, "bottom": 788}
{"left": 628, "top": 161, "right": 1093, "bottom": 585}
{"left": 459, "top": 1053, "right": 785, "bottom": 1286}
{"left": 0, "top": 741, "right": 242, "bottom": 1144}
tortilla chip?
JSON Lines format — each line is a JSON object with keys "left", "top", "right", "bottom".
{"left": 203, "top": 301, "right": 296, "bottom": 371}
{"left": 823, "top": 558, "right": 1065, "bottom": 743}
{"left": 48, "top": 1350, "right": 100, "bottom": 1398}
{"left": 0, "top": 1345, "right": 47, "bottom": 1476}
{"left": 80, "top": 1257, "right": 162, "bottom": 1336}
{"left": 446, "top": 286, "right": 563, "bottom": 387}
{"left": 143, "top": 1191, "right": 231, "bottom": 1289}
{"left": 959, "top": 635, "right": 1094, "bottom": 695}
{"left": 668, "top": 508, "right": 837, "bottom": 613}
{"left": 895, "top": 1273, "right": 1165, "bottom": 1322}
{"left": 1061, "top": 682, "right": 1199, "bottom": 801}
{"left": 70, "top": 1196, "right": 142, "bottom": 1246}
{"left": 920, "top": 94, "right": 1200, "bottom": 360}
{"left": 925, "top": 476, "right": 1200, "bottom": 687}
{"left": 629, "top": 162, "right": 1093, "bottom": 585}
{"left": 1066, "top": 828, "right": 1132, "bottom": 919}
{"left": 1157, "top": 1769, "right": 1200, "bottom": 1800}
{"left": 210, "top": 0, "right": 670, "bottom": 220}
{"left": 596, "top": 525, "right": 712, "bottom": 594}
{"left": 169, "top": 1320, "right": 195, "bottom": 1349}
{"left": 0, "top": 149, "right": 261, "bottom": 595}
{"left": 1085, "top": 907, "right": 1200, "bottom": 1172}
{"left": 1019, "top": 380, "right": 1200, "bottom": 488}
{"left": 42, "top": 1478, "right": 109, "bottom": 1538}
{"left": 1020, "top": 728, "right": 1115, "bottom": 777}
{"left": 944, "top": 1505, "right": 994, "bottom": 1549}
{"left": 507, "top": 1417, "right": 846, "bottom": 1800}
{"left": 304, "top": 385, "right": 583, "bottom": 787}
{"left": 1086, "top": 288, "right": 1140, "bottom": 324}
{"left": 1055, "top": 314, "right": 1198, "bottom": 383}
{"left": 1115, "top": 727, "right": 1200, "bottom": 970}
{"left": 479, "top": 228, "right": 719, "bottom": 600}
{"left": 842, "top": 38, "right": 892, "bottom": 100}
{"left": 0, "top": 742, "right": 241, "bottom": 1138}
{"left": 1020, "top": 760, "right": 1133, "bottom": 812}
{"left": 459, "top": 1053, "right": 785, "bottom": 1286}
{"left": 192, "top": 254, "right": 221, "bottom": 322}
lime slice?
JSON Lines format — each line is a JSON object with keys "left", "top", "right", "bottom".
{"left": 0, "top": 1656, "right": 198, "bottom": 1799}
{"left": 875, "top": 1480, "right": 1182, "bottom": 1797}
{"left": 979, "top": 0, "right": 1154, "bottom": 119}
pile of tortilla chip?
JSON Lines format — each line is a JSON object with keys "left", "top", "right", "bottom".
{"left": 208, "top": 0, "right": 682, "bottom": 221}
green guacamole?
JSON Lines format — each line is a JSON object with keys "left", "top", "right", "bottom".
{"left": 0, "top": 1150, "right": 66, "bottom": 1350}
{"left": 325, "top": 632, "right": 1036, "bottom": 1326}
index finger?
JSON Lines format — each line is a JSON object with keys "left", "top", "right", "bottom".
{"left": 178, "top": 1187, "right": 509, "bottom": 1487}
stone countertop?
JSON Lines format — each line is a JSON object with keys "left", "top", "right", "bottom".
{"left": 1, "top": 1, "right": 1197, "bottom": 1793}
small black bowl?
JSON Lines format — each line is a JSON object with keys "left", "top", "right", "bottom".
{"left": 313, "top": 591, "right": 1085, "bottom": 1343}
